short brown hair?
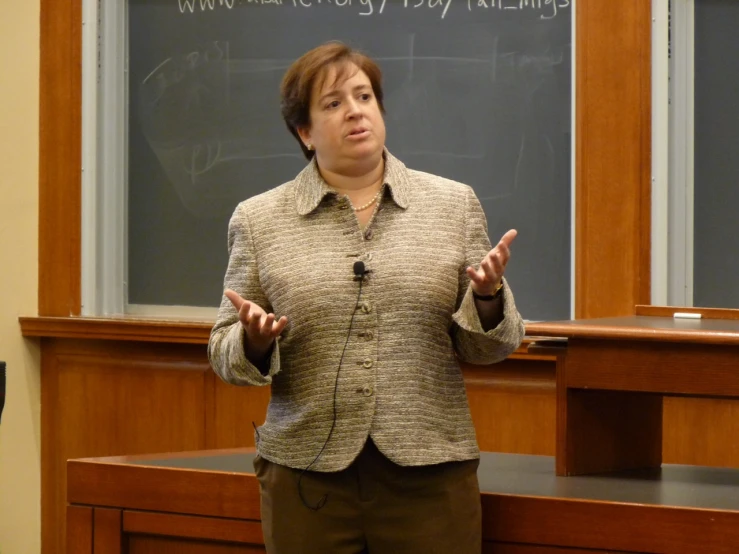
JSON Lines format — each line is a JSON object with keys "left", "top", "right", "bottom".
{"left": 280, "top": 41, "right": 385, "bottom": 160}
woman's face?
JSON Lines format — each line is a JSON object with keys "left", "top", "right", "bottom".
{"left": 298, "top": 64, "right": 386, "bottom": 175}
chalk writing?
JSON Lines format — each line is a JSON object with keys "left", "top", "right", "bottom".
{"left": 178, "top": 0, "right": 235, "bottom": 13}
{"left": 175, "top": 0, "right": 570, "bottom": 19}
{"left": 468, "top": 0, "right": 569, "bottom": 19}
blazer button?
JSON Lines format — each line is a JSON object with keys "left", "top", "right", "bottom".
{"left": 360, "top": 302, "right": 372, "bottom": 314}
{"left": 362, "top": 386, "right": 373, "bottom": 397}
{"left": 364, "top": 229, "right": 374, "bottom": 240}
{"left": 362, "top": 359, "right": 373, "bottom": 369}
{"left": 364, "top": 331, "right": 374, "bottom": 341}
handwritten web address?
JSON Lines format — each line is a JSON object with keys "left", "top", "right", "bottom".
{"left": 177, "top": 0, "right": 570, "bottom": 20}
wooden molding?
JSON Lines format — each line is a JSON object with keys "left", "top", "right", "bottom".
{"left": 19, "top": 315, "right": 214, "bottom": 344}
{"left": 123, "top": 511, "right": 264, "bottom": 544}
{"left": 526, "top": 322, "right": 739, "bottom": 346}
{"left": 575, "top": 0, "right": 652, "bottom": 318}
{"left": 481, "top": 493, "right": 739, "bottom": 553}
{"left": 19, "top": 316, "right": 555, "bottom": 361}
{"left": 93, "top": 509, "right": 122, "bottom": 553}
{"left": 39, "top": 0, "right": 82, "bottom": 316}
{"left": 67, "top": 458, "right": 262, "bottom": 521}
{"left": 65, "top": 506, "right": 92, "bottom": 554}
{"left": 636, "top": 305, "right": 739, "bottom": 320}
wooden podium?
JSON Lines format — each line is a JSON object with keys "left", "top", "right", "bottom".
{"left": 66, "top": 448, "right": 739, "bottom": 553}
{"left": 527, "top": 305, "right": 739, "bottom": 476}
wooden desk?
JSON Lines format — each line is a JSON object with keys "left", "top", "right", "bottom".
{"left": 528, "top": 312, "right": 739, "bottom": 477}
{"left": 67, "top": 449, "right": 739, "bottom": 553}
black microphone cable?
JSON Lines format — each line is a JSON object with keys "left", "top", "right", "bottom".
{"left": 297, "top": 261, "right": 369, "bottom": 511}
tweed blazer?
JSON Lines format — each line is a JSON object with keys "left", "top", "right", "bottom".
{"left": 208, "top": 150, "right": 525, "bottom": 472}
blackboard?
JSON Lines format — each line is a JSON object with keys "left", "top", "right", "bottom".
{"left": 694, "top": 0, "right": 739, "bottom": 308}
{"left": 127, "top": 0, "right": 572, "bottom": 320}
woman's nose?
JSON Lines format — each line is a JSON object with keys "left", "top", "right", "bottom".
{"left": 345, "top": 98, "right": 361, "bottom": 117}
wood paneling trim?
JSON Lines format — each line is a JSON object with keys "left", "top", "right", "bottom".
{"left": 43, "top": 346, "right": 64, "bottom": 554}
{"left": 19, "top": 316, "right": 214, "bottom": 344}
{"left": 566, "top": 341, "right": 739, "bottom": 397}
{"left": 636, "top": 305, "right": 739, "bottom": 319}
{"left": 66, "top": 506, "right": 93, "bottom": 554}
{"left": 94, "top": 508, "right": 122, "bottom": 554}
{"left": 638, "top": 0, "right": 653, "bottom": 310}
{"left": 38, "top": 0, "right": 82, "bottom": 316}
{"left": 19, "top": 316, "right": 552, "bottom": 360}
{"left": 462, "top": 362, "right": 555, "bottom": 394}
{"left": 482, "top": 494, "right": 739, "bottom": 554}
{"left": 67, "top": 461, "right": 262, "bottom": 521}
{"left": 123, "top": 511, "right": 263, "bottom": 544}
{"left": 525, "top": 322, "right": 739, "bottom": 345}
{"left": 575, "top": 0, "right": 652, "bottom": 318}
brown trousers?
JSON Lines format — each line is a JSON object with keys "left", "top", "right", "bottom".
{"left": 253, "top": 438, "right": 481, "bottom": 554}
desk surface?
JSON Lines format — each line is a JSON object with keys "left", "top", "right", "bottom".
{"left": 527, "top": 315, "right": 739, "bottom": 344}
{"left": 118, "top": 451, "right": 739, "bottom": 512}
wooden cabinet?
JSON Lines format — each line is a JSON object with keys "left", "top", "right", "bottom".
{"left": 66, "top": 449, "right": 739, "bottom": 553}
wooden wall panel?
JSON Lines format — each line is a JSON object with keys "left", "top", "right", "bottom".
{"left": 44, "top": 340, "right": 210, "bottom": 554}
{"left": 208, "top": 376, "right": 271, "bottom": 450}
{"left": 663, "top": 397, "right": 739, "bottom": 467}
{"left": 44, "top": 339, "right": 555, "bottom": 553}
{"left": 575, "top": 0, "right": 652, "bottom": 318}
{"left": 44, "top": 339, "right": 739, "bottom": 552}
{"left": 465, "top": 360, "right": 556, "bottom": 456}
{"left": 38, "top": 0, "right": 81, "bottom": 316}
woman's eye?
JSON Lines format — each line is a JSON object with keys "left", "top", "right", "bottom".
{"left": 326, "top": 100, "right": 340, "bottom": 109}
{"left": 360, "top": 93, "right": 371, "bottom": 101}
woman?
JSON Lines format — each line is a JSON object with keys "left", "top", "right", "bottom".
{"left": 208, "top": 41, "right": 525, "bottom": 554}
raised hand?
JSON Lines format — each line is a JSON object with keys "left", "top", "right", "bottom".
{"left": 225, "top": 289, "right": 288, "bottom": 361}
{"left": 466, "top": 229, "right": 517, "bottom": 296}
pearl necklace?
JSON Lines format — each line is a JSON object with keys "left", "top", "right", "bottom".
{"left": 351, "top": 190, "right": 382, "bottom": 212}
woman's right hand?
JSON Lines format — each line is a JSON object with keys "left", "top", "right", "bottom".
{"left": 224, "top": 289, "right": 288, "bottom": 363}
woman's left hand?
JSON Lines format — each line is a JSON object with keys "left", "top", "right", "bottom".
{"left": 466, "top": 229, "right": 517, "bottom": 296}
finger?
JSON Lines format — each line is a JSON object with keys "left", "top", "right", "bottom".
{"left": 499, "top": 229, "right": 518, "bottom": 249}
{"left": 273, "top": 316, "right": 289, "bottom": 336}
{"left": 480, "top": 257, "right": 500, "bottom": 284}
{"left": 257, "top": 312, "right": 270, "bottom": 337}
{"left": 224, "top": 289, "right": 245, "bottom": 311}
{"left": 238, "top": 301, "right": 253, "bottom": 326}
{"left": 466, "top": 266, "right": 485, "bottom": 285}
{"left": 489, "top": 252, "right": 505, "bottom": 277}
{"left": 496, "top": 242, "right": 511, "bottom": 265}
{"left": 262, "top": 313, "right": 276, "bottom": 337}
{"left": 246, "top": 307, "right": 263, "bottom": 335}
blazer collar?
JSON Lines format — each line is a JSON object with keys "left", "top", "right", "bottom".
{"left": 294, "top": 148, "right": 411, "bottom": 216}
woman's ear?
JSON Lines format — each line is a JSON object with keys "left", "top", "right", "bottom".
{"left": 296, "top": 127, "right": 312, "bottom": 150}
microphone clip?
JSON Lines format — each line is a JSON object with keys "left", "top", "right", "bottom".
{"left": 353, "top": 260, "right": 370, "bottom": 281}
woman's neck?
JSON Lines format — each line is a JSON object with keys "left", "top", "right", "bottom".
{"left": 317, "top": 155, "right": 385, "bottom": 197}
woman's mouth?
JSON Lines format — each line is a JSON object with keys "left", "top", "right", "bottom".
{"left": 347, "top": 128, "right": 370, "bottom": 140}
